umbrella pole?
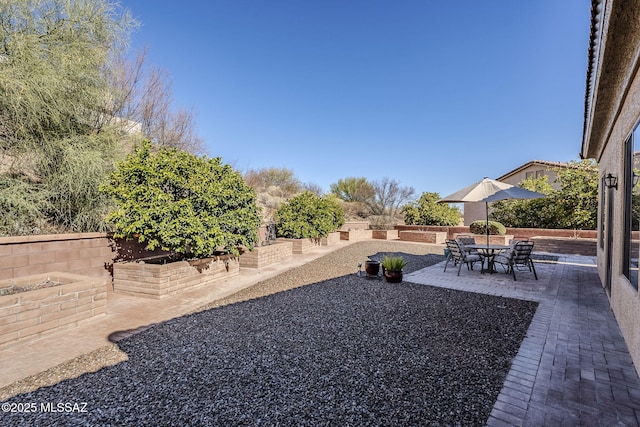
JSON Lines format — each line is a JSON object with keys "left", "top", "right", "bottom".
{"left": 485, "top": 202, "right": 489, "bottom": 247}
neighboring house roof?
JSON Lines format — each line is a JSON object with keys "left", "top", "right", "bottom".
{"left": 495, "top": 160, "right": 568, "bottom": 182}
{"left": 582, "top": 0, "right": 604, "bottom": 159}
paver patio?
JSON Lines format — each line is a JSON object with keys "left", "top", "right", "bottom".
{"left": 405, "top": 255, "right": 640, "bottom": 425}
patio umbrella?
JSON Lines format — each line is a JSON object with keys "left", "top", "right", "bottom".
{"left": 438, "top": 177, "right": 546, "bottom": 246}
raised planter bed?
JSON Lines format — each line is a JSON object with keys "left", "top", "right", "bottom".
{"left": 398, "top": 230, "right": 447, "bottom": 244}
{"left": 372, "top": 230, "right": 399, "bottom": 240}
{"left": 239, "top": 241, "right": 293, "bottom": 268}
{"left": 0, "top": 272, "right": 107, "bottom": 346}
{"left": 113, "top": 255, "right": 239, "bottom": 299}
{"left": 275, "top": 238, "right": 320, "bottom": 254}
{"left": 320, "top": 232, "right": 341, "bottom": 246}
{"left": 339, "top": 230, "right": 373, "bottom": 241}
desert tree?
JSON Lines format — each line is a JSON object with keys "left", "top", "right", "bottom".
{"left": 403, "top": 192, "right": 460, "bottom": 226}
{"left": 0, "top": 0, "right": 137, "bottom": 234}
{"left": 367, "top": 177, "right": 415, "bottom": 217}
{"left": 330, "top": 177, "right": 375, "bottom": 203}
{"left": 0, "top": 0, "right": 204, "bottom": 235}
{"left": 106, "top": 49, "right": 204, "bottom": 154}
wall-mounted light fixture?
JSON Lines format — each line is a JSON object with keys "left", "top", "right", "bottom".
{"left": 604, "top": 173, "right": 618, "bottom": 189}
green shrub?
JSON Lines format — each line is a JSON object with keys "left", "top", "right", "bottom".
{"left": 101, "top": 140, "right": 261, "bottom": 257}
{"left": 276, "top": 192, "right": 345, "bottom": 239}
{"left": 469, "top": 220, "right": 506, "bottom": 236}
{"left": 402, "top": 192, "right": 460, "bottom": 226}
{"left": 381, "top": 255, "right": 408, "bottom": 271}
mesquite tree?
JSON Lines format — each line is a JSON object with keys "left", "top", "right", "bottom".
{"left": 0, "top": 0, "right": 204, "bottom": 235}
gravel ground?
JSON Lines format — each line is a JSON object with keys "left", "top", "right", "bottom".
{"left": 1, "top": 241, "right": 538, "bottom": 426}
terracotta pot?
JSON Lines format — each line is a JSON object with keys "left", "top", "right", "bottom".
{"left": 365, "top": 260, "right": 380, "bottom": 276}
{"left": 384, "top": 270, "right": 403, "bottom": 283}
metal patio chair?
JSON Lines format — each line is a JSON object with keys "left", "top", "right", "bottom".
{"left": 494, "top": 241, "right": 538, "bottom": 281}
{"left": 444, "top": 239, "right": 482, "bottom": 276}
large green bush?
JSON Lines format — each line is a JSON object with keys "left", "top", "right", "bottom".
{"left": 490, "top": 160, "right": 599, "bottom": 230}
{"left": 276, "top": 192, "right": 345, "bottom": 239}
{"left": 101, "top": 141, "right": 261, "bottom": 257}
{"left": 402, "top": 192, "right": 460, "bottom": 226}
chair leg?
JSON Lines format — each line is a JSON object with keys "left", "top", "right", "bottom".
{"left": 444, "top": 255, "right": 451, "bottom": 272}
{"left": 510, "top": 260, "right": 517, "bottom": 281}
{"left": 530, "top": 260, "right": 538, "bottom": 280}
{"left": 457, "top": 261, "right": 463, "bottom": 276}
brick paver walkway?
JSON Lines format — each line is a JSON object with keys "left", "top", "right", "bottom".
{"left": 405, "top": 255, "right": 640, "bottom": 426}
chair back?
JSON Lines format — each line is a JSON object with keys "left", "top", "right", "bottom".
{"left": 512, "top": 241, "right": 534, "bottom": 265}
{"left": 457, "top": 236, "right": 476, "bottom": 246}
{"left": 445, "top": 239, "right": 463, "bottom": 259}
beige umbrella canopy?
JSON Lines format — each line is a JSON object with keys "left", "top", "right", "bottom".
{"left": 438, "top": 177, "right": 546, "bottom": 245}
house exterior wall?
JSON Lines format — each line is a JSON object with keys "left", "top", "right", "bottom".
{"left": 582, "top": 0, "right": 640, "bottom": 375}
{"left": 499, "top": 165, "right": 561, "bottom": 189}
{"left": 463, "top": 202, "right": 486, "bottom": 226}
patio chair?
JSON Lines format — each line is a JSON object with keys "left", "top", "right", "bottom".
{"left": 494, "top": 241, "right": 537, "bottom": 281}
{"left": 444, "top": 239, "right": 482, "bottom": 276}
{"left": 456, "top": 236, "right": 480, "bottom": 257}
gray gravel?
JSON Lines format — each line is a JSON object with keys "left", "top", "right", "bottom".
{"left": 1, "top": 241, "right": 537, "bottom": 426}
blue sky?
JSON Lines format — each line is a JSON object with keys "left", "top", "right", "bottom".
{"left": 119, "top": 0, "right": 591, "bottom": 198}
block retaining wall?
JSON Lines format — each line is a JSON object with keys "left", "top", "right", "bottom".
{"left": 113, "top": 256, "right": 239, "bottom": 299}
{"left": 0, "top": 233, "right": 114, "bottom": 282}
{"left": 372, "top": 230, "right": 399, "bottom": 240}
{"left": 398, "top": 231, "right": 447, "bottom": 244}
{"left": 275, "top": 238, "right": 320, "bottom": 254}
{"left": 320, "top": 232, "right": 341, "bottom": 246}
{"left": 530, "top": 237, "right": 597, "bottom": 256}
{"left": 340, "top": 230, "right": 373, "bottom": 241}
{"left": 339, "top": 221, "right": 370, "bottom": 231}
{"left": 239, "top": 241, "right": 293, "bottom": 269}
{"left": 452, "top": 233, "right": 516, "bottom": 246}
{"left": 0, "top": 272, "right": 107, "bottom": 346}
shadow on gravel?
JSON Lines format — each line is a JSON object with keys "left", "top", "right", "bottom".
{"left": 3, "top": 270, "right": 538, "bottom": 426}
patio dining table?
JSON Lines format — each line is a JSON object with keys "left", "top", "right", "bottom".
{"left": 467, "top": 244, "right": 510, "bottom": 274}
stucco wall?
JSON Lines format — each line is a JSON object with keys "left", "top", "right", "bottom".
{"left": 584, "top": 1, "right": 640, "bottom": 378}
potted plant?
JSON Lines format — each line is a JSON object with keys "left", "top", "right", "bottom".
{"left": 364, "top": 259, "right": 380, "bottom": 276}
{"left": 381, "top": 255, "right": 408, "bottom": 283}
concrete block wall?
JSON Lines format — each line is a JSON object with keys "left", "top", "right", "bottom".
{"left": 239, "top": 241, "right": 293, "bottom": 268}
{"left": 395, "top": 225, "right": 602, "bottom": 241}
{"left": 320, "top": 232, "right": 341, "bottom": 246}
{"left": 113, "top": 256, "right": 240, "bottom": 299}
{"left": 339, "top": 221, "right": 370, "bottom": 231}
{"left": 276, "top": 238, "right": 320, "bottom": 254}
{"left": 452, "top": 233, "right": 515, "bottom": 246}
{"left": 0, "top": 272, "right": 107, "bottom": 346}
{"left": 372, "top": 230, "right": 399, "bottom": 240}
{"left": 530, "top": 237, "right": 597, "bottom": 256}
{"left": 340, "top": 230, "right": 373, "bottom": 241}
{"left": 0, "top": 233, "right": 114, "bottom": 281}
{"left": 398, "top": 231, "right": 447, "bottom": 244}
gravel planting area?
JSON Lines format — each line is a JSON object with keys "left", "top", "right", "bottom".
{"left": 1, "top": 242, "right": 538, "bottom": 426}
